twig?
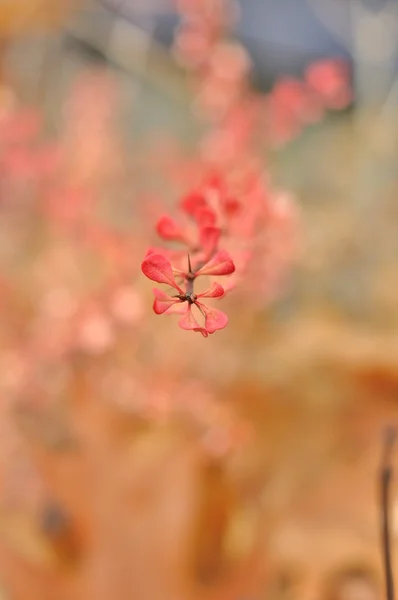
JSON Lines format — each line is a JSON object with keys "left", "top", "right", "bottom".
{"left": 380, "top": 427, "right": 396, "bottom": 600}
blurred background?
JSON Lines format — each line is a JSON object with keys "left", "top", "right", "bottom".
{"left": 1, "top": 1, "right": 398, "bottom": 600}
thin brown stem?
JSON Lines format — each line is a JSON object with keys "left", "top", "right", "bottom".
{"left": 380, "top": 427, "right": 396, "bottom": 600}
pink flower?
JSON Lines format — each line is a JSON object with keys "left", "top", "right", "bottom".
{"left": 199, "top": 226, "right": 221, "bottom": 259}
{"left": 271, "top": 77, "right": 324, "bottom": 124}
{"left": 180, "top": 190, "right": 218, "bottom": 227}
{"left": 141, "top": 253, "right": 232, "bottom": 337}
{"left": 305, "top": 59, "right": 352, "bottom": 110}
{"left": 180, "top": 190, "right": 207, "bottom": 217}
{"left": 178, "top": 297, "right": 228, "bottom": 337}
{"left": 152, "top": 282, "right": 227, "bottom": 338}
{"left": 179, "top": 174, "right": 234, "bottom": 229}
{"left": 156, "top": 215, "right": 196, "bottom": 247}
{"left": 142, "top": 250, "right": 235, "bottom": 284}
{"left": 195, "top": 206, "right": 218, "bottom": 227}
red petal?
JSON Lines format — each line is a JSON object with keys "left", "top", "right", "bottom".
{"left": 196, "top": 282, "right": 225, "bottom": 299}
{"left": 194, "top": 206, "right": 217, "bottom": 226}
{"left": 178, "top": 306, "right": 208, "bottom": 337}
{"left": 197, "top": 329, "right": 209, "bottom": 337}
{"left": 204, "top": 172, "right": 226, "bottom": 194}
{"left": 198, "top": 303, "right": 229, "bottom": 333}
{"left": 141, "top": 254, "right": 183, "bottom": 292}
{"left": 305, "top": 59, "right": 351, "bottom": 109}
{"left": 180, "top": 191, "right": 207, "bottom": 216}
{"left": 152, "top": 288, "right": 183, "bottom": 314}
{"left": 222, "top": 197, "right": 241, "bottom": 217}
{"left": 199, "top": 226, "right": 221, "bottom": 258}
{"left": 165, "top": 302, "right": 189, "bottom": 315}
{"left": 156, "top": 215, "right": 185, "bottom": 242}
{"left": 195, "top": 250, "right": 235, "bottom": 277}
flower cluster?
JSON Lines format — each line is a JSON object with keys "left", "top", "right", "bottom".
{"left": 141, "top": 177, "right": 237, "bottom": 337}
{"left": 174, "top": 0, "right": 352, "bottom": 159}
{"left": 266, "top": 58, "right": 352, "bottom": 148}
{"left": 141, "top": 152, "right": 301, "bottom": 328}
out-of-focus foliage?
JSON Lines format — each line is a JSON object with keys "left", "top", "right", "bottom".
{"left": 0, "top": 0, "right": 77, "bottom": 36}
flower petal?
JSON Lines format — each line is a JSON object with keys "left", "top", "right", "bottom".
{"left": 205, "top": 172, "right": 226, "bottom": 194}
{"left": 156, "top": 215, "right": 184, "bottom": 242}
{"left": 153, "top": 288, "right": 183, "bottom": 315}
{"left": 199, "top": 226, "right": 221, "bottom": 258}
{"left": 196, "top": 282, "right": 225, "bottom": 299}
{"left": 180, "top": 191, "right": 207, "bottom": 216}
{"left": 195, "top": 250, "right": 235, "bottom": 277}
{"left": 198, "top": 303, "right": 229, "bottom": 333}
{"left": 222, "top": 197, "right": 241, "bottom": 217}
{"left": 141, "top": 254, "right": 183, "bottom": 292}
{"left": 178, "top": 305, "right": 208, "bottom": 337}
{"left": 195, "top": 206, "right": 217, "bottom": 227}
{"left": 165, "top": 302, "right": 190, "bottom": 315}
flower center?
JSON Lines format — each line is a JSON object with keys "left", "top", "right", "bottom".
{"left": 185, "top": 292, "right": 197, "bottom": 304}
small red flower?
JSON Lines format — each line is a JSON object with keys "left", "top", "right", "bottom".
{"left": 141, "top": 253, "right": 233, "bottom": 337}
{"left": 305, "top": 59, "right": 351, "bottom": 110}
{"left": 156, "top": 215, "right": 185, "bottom": 241}
{"left": 180, "top": 191, "right": 207, "bottom": 216}
{"left": 199, "top": 226, "right": 221, "bottom": 259}
{"left": 153, "top": 282, "right": 227, "bottom": 338}
{"left": 156, "top": 215, "right": 196, "bottom": 247}
{"left": 194, "top": 205, "right": 218, "bottom": 227}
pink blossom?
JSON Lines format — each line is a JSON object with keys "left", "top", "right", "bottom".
{"left": 142, "top": 252, "right": 231, "bottom": 337}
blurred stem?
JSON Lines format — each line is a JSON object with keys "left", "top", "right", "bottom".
{"left": 380, "top": 428, "right": 396, "bottom": 600}
{"left": 0, "top": 38, "right": 6, "bottom": 84}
